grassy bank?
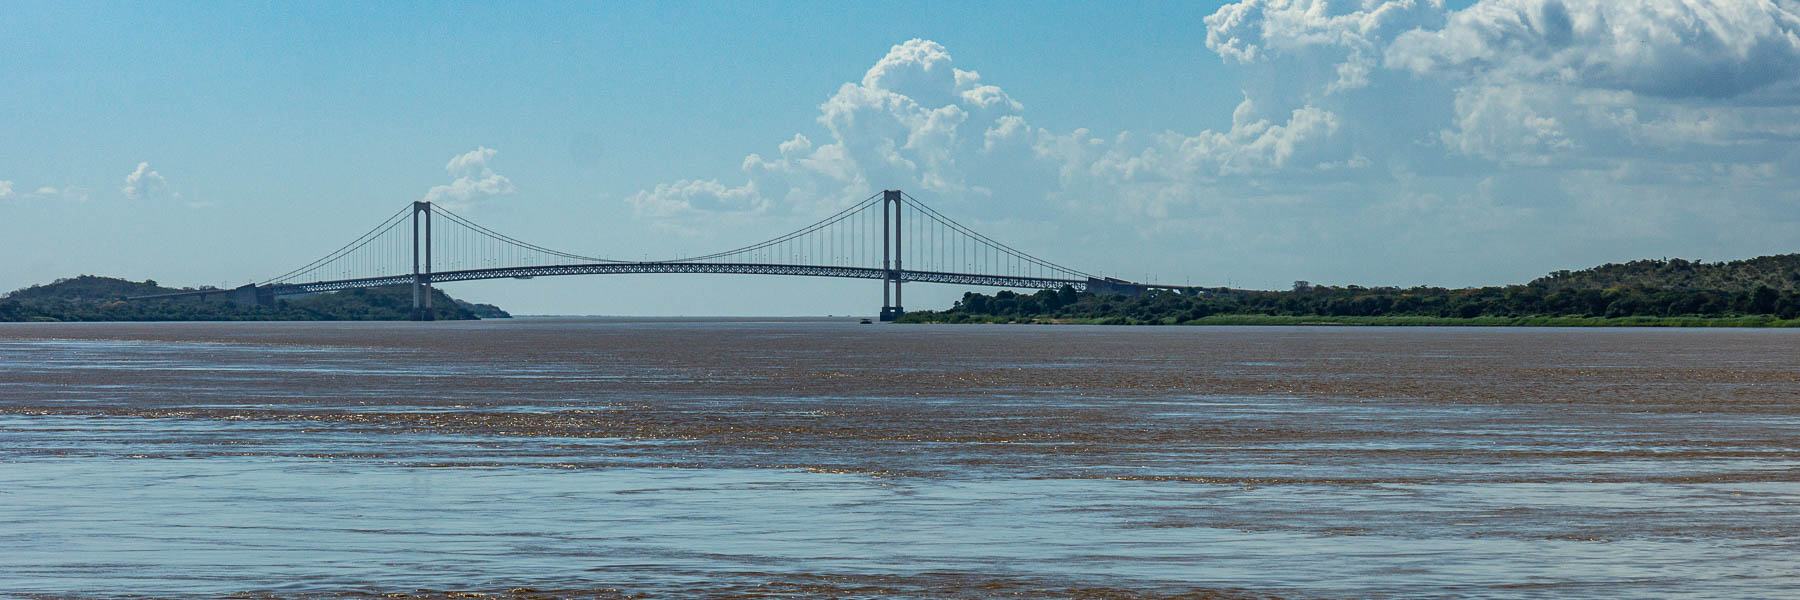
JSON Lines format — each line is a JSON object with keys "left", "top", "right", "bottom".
{"left": 899, "top": 313, "right": 1800, "bottom": 327}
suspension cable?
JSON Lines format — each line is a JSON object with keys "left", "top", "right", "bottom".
{"left": 261, "top": 204, "right": 413, "bottom": 285}
{"left": 668, "top": 192, "right": 884, "bottom": 263}
{"left": 431, "top": 206, "right": 623, "bottom": 264}
{"left": 900, "top": 191, "right": 1091, "bottom": 279}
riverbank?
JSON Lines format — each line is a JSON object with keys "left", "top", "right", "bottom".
{"left": 899, "top": 313, "right": 1800, "bottom": 327}
{"left": 896, "top": 268, "right": 1800, "bottom": 327}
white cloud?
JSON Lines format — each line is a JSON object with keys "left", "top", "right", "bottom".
{"left": 1, "top": 181, "right": 90, "bottom": 204}
{"left": 121, "top": 162, "right": 179, "bottom": 202}
{"left": 1191, "top": 0, "right": 1800, "bottom": 166}
{"left": 631, "top": 38, "right": 1367, "bottom": 228}
{"left": 628, "top": 10, "right": 1800, "bottom": 287}
{"left": 1204, "top": 0, "right": 1445, "bottom": 64}
{"left": 424, "top": 146, "right": 517, "bottom": 209}
{"left": 627, "top": 39, "right": 1034, "bottom": 220}
{"left": 1205, "top": 0, "right": 1448, "bottom": 95}
{"left": 1394, "top": 1, "right": 1800, "bottom": 164}
{"left": 629, "top": 179, "right": 767, "bottom": 219}
{"left": 1386, "top": 0, "right": 1800, "bottom": 99}
{"left": 1437, "top": 84, "right": 1576, "bottom": 164}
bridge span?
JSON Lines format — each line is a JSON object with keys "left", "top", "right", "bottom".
{"left": 131, "top": 190, "right": 1176, "bottom": 319}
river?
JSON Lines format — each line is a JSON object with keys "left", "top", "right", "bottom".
{"left": 2, "top": 319, "right": 1796, "bottom": 598}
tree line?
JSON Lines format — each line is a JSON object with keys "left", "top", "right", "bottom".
{"left": 905, "top": 282, "right": 1800, "bottom": 325}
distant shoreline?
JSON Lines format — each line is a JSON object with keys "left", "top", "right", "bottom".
{"left": 895, "top": 255, "right": 1800, "bottom": 327}
{"left": 899, "top": 314, "right": 1800, "bottom": 328}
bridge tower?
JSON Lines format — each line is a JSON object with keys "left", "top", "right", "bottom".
{"left": 411, "top": 200, "right": 434, "bottom": 321}
{"left": 880, "top": 190, "right": 904, "bottom": 321}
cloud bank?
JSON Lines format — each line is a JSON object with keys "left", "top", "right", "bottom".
{"left": 631, "top": 1, "right": 1800, "bottom": 285}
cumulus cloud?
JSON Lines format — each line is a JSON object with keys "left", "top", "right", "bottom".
{"left": 1205, "top": 0, "right": 1446, "bottom": 62}
{"left": 424, "top": 147, "right": 517, "bottom": 209}
{"left": 1386, "top": 0, "right": 1800, "bottom": 99}
{"left": 1437, "top": 83, "right": 1576, "bottom": 164}
{"left": 1205, "top": 0, "right": 1448, "bottom": 96}
{"left": 630, "top": 39, "right": 1029, "bottom": 219}
{"left": 630, "top": 7, "right": 1800, "bottom": 286}
{"left": 121, "top": 162, "right": 179, "bottom": 202}
{"left": 1193, "top": 0, "right": 1800, "bottom": 163}
{"left": 1369, "top": 0, "right": 1800, "bottom": 164}
{"left": 631, "top": 38, "right": 1369, "bottom": 226}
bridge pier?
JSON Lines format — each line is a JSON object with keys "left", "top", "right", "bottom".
{"left": 411, "top": 200, "right": 434, "bottom": 321}
{"left": 879, "top": 190, "right": 904, "bottom": 321}
{"left": 224, "top": 283, "right": 277, "bottom": 308}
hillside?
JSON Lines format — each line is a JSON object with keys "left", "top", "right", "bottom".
{"left": 3, "top": 275, "right": 195, "bottom": 301}
{"left": 1531, "top": 255, "right": 1800, "bottom": 292}
{"left": 0, "top": 276, "right": 504, "bottom": 322}
{"left": 899, "top": 252, "right": 1800, "bottom": 326}
{"left": 455, "top": 299, "right": 513, "bottom": 319}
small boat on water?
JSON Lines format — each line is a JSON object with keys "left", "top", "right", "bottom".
{"left": 860, "top": 318, "right": 873, "bottom": 324}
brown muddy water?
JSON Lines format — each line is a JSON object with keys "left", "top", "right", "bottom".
{"left": 1, "top": 318, "right": 1797, "bottom": 599}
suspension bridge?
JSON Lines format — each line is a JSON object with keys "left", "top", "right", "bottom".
{"left": 133, "top": 190, "right": 1177, "bottom": 320}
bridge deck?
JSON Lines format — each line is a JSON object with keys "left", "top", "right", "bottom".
{"left": 130, "top": 262, "right": 1091, "bottom": 301}
{"left": 275, "top": 263, "right": 1088, "bottom": 295}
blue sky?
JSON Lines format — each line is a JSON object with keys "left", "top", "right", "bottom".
{"left": 5, "top": 1, "right": 1798, "bottom": 315}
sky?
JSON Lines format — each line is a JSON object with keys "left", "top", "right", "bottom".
{"left": 5, "top": 0, "right": 1800, "bottom": 316}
